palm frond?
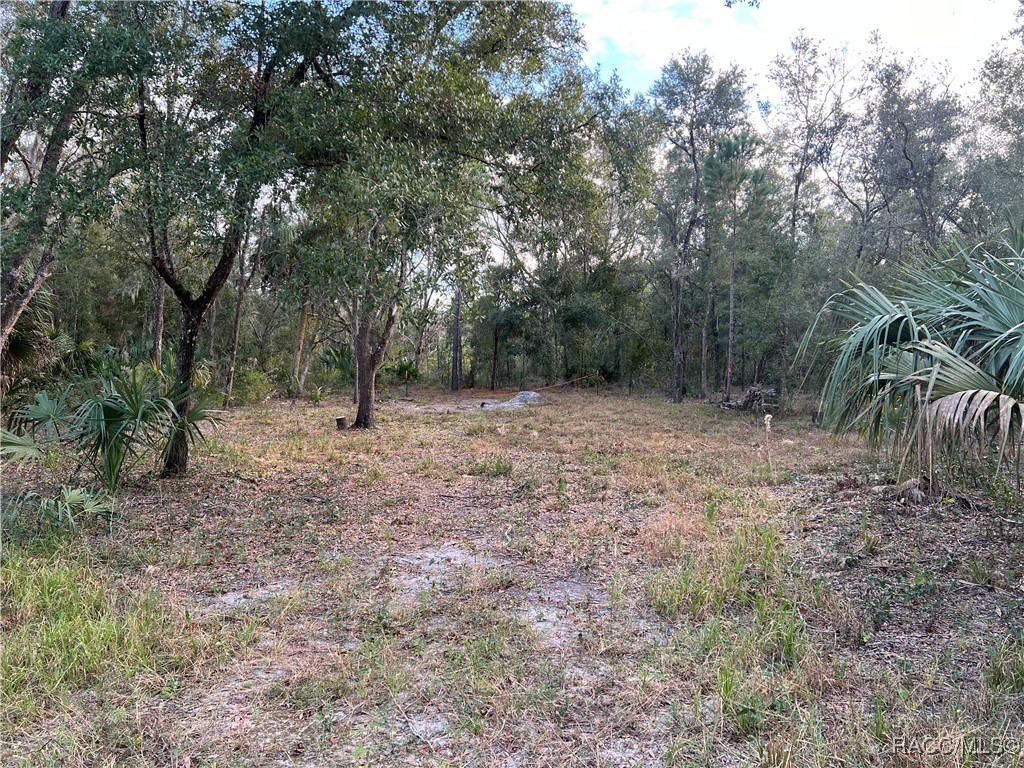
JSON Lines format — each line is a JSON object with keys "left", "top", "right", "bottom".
{"left": 0, "top": 429, "right": 44, "bottom": 462}
{"left": 804, "top": 225, "right": 1024, "bottom": 485}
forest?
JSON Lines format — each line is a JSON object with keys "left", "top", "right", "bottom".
{"left": 2, "top": 1, "right": 1023, "bottom": 766}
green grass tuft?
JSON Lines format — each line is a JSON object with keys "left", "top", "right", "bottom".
{"left": 1, "top": 544, "right": 251, "bottom": 728}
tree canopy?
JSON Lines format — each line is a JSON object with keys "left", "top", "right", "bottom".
{"left": 2, "top": 0, "right": 1022, "bottom": 486}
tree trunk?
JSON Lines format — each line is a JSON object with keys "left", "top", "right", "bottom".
{"left": 0, "top": 244, "right": 57, "bottom": 364}
{"left": 162, "top": 307, "right": 201, "bottom": 477}
{"left": 352, "top": 259, "right": 407, "bottom": 429}
{"left": 413, "top": 326, "right": 426, "bottom": 372}
{"left": 224, "top": 213, "right": 263, "bottom": 407}
{"left": 291, "top": 294, "right": 309, "bottom": 394}
{"left": 436, "top": 330, "right": 443, "bottom": 383}
{"left": 151, "top": 278, "right": 165, "bottom": 367}
{"left": 725, "top": 252, "right": 736, "bottom": 403}
{"left": 351, "top": 298, "right": 360, "bottom": 405}
{"left": 298, "top": 317, "right": 320, "bottom": 394}
{"left": 671, "top": 274, "right": 684, "bottom": 403}
{"left": 353, "top": 319, "right": 376, "bottom": 429}
{"left": 699, "top": 286, "right": 713, "bottom": 399}
{"left": 713, "top": 313, "right": 721, "bottom": 392}
{"left": 0, "top": 93, "right": 78, "bottom": 359}
{"left": 490, "top": 325, "right": 499, "bottom": 391}
{"left": 205, "top": 297, "right": 217, "bottom": 359}
{"left": 224, "top": 285, "right": 244, "bottom": 406}
{"left": 450, "top": 288, "right": 462, "bottom": 391}
{"left": 613, "top": 322, "right": 622, "bottom": 382}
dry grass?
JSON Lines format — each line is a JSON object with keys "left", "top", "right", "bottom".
{"left": 2, "top": 388, "right": 1021, "bottom": 767}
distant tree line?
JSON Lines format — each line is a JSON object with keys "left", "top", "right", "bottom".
{"left": 3, "top": 1, "right": 1023, "bottom": 477}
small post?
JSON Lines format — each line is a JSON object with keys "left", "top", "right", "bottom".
{"left": 596, "top": 370, "right": 600, "bottom": 393}
{"left": 405, "top": 370, "right": 409, "bottom": 398}
{"left": 336, "top": 416, "right": 348, "bottom": 430}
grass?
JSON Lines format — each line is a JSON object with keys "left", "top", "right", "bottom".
{"left": 2, "top": 389, "right": 1020, "bottom": 766}
{"left": 466, "top": 454, "right": 515, "bottom": 477}
{"left": 644, "top": 524, "right": 788, "bottom": 619}
{"left": 1, "top": 542, "right": 254, "bottom": 731}
{"left": 986, "top": 637, "right": 1024, "bottom": 694}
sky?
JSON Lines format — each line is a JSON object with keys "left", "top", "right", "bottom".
{"left": 570, "top": 0, "right": 1021, "bottom": 99}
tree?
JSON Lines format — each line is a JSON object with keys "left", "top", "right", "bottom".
{"left": 762, "top": 34, "right": 853, "bottom": 405}
{"left": 292, "top": 1, "right": 585, "bottom": 428}
{"left": 223, "top": 208, "right": 270, "bottom": 406}
{"left": 450, "top": 288, "right": 463, "bottom": 391}
{"left": 1, "top": 1, "right": 147, "bottom": 366}
{"left": 303, "top": 142, "right": 486, "bottom": 427}
{"left": 703, "top": 132, "right": 769, "bottom": 402}
{"left": 822, "top": 41, "right": 971, "bottom": 265}
{"left": 767, "top": 33, "right": 851, "bottom": 242}
{"left": 474, "top": 75, "right": 654, "bottom": 391}
{"left": 975, "top": 30, "right": 1024, "bottom": 229}
{"left": 652, "top": 51, "right": 748, "bottom": 400}
{"left": 122, "top": 1, "right": 359, "bottom": 474}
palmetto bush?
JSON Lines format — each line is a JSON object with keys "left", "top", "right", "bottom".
{"left": 3, "top": 366, "right": 215, "bottom": 494}
{"left": 803, "top": 227, "right": 1023, "bottom": 486}
{"left": 73, "top": 370, "right": 177, "bottom": 493}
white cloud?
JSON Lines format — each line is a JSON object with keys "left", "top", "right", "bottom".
{"left": 571, "top": 0, "right": 1019, "bottom": 96}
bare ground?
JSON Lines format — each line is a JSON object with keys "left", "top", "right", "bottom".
{"left": 3, "top": 390, "right": 1022, "bottom": 767}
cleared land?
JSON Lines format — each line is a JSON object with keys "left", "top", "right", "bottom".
{"left": 2, "top": 390, "right": 1022, "bottom": 767}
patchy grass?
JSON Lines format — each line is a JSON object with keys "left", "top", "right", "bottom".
{"left": 2, "top": 389, "right": 1021, "bottom": 766}
{"left": 0, "top": 541, "right": 255, "bottom": 755}
{"left": 465, "top": 454, "right": 515, "bottom": 477}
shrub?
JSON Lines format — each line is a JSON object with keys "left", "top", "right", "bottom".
{"left": 4, "top": 368, "right": 218, "bottom": 495}
{"left": 233, "top": 370, "right": 274, "bottom": 405}
{"left": 803, "top": 226, "right": 1024, "bottom": 484}
{"left": 74, "top": 370, "right": 176, "bottom": 493}
{"left": 1, "top": 487, "right": 112, "bottom": 537}
{"left": 385, "top": 360, "right": 419, "bottom": 383}
{"left": 318, "top": 346, "right": 355, "bottom": 380}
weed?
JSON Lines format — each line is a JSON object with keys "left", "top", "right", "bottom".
{"left": 362, "top": 463, "right": 387, "bottom": 486}
{"left": 965, "top": 557, "right": 999, "bottom": 587}
{"left": 751, "top": 596, "right": 807, "bottom": 667}
{"left": 717, "top": 663, "right": 767, "bottom": 737}
{"left": 869, "top": 696, "right": 888, "bottom": 741}
{"left": 703, "top": 497, "right": 719, "bottom": 525}
{"left": 467, "top": 455, "right": 514, "bottom": 477}
{"left": 511, "top": 476, "right": 536, "bottom": 500}
{"left": 411, "top": 454, "right": 441, "bottom": 476}
{"left": 645, "top": 560, "right": 710, "bottom": 618}
{"left": 556, "top": 463, "right": 569, "bottom": 504}
{"left": 856, "top": 522, "right": 881, "bottom": 557}
{"left": 985, "top": 637, "right": 1024, "bottom": 693}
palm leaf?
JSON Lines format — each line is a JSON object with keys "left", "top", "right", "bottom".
{"left": 803, "top": 226, "right": 1024, "bottom": 485}
{"left": 0, "top": 429, "right": 44, "bottom": 462}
